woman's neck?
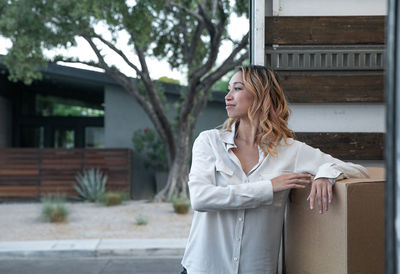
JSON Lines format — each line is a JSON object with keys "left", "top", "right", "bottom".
{"left": 236, "top": 118, "right": 258, "bottom": 146}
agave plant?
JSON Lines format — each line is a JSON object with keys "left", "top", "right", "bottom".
{"left": 74, "top": 168, "right": 108, "bottom": 202}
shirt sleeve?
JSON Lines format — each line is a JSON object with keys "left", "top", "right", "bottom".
{"left": 188, "top": 132, "right": 274, "bottom": 212}
{"left": 294, "top": 141, "right": 370, "bottom": 181}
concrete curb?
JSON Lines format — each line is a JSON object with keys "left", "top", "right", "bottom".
{"left": 0, "top": 238, "right": 187, "bottom": 259}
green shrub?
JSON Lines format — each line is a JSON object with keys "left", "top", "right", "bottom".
{"left": 115, "top": 190, "right": 130, "bottom": 202}
{"left": 74, "top": 168, "right": 107, "bottom": 202}
{"left": 97, "top": 190, "right": 130, "bottom": 206}
{"left": 105, "top": 192, "right": 121, "bottom": 206}
{"left": 135, "top": 214, "right": 149, "bottom": 225}
{"left": 171, "top": 196, "right": 190, "bottom": 214}
{"left": 132, "top": 128, "right": 168, "bottom": 171}
{"left": 41, "top": 194, "right": 69, "bottom": 223}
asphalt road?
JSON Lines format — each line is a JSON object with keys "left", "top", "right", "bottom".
{"left": 0, "top": 257, "right": 184, "bottom": 274}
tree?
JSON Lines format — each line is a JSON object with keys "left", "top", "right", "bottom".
{"left": 0, "top": 0, "right": 249, "bottom": 201}
{"left": 158, "top": 76, "right": 180, "bottom": 85}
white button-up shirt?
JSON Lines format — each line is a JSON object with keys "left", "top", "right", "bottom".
{"left": 181, "top": 126, "right": 369, "bottom": 274}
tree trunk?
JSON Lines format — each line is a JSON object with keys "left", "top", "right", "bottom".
{"left": 154, "top": 122, "right": 193, "bottom": 202}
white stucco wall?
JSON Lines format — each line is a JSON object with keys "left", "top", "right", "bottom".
{"left": 271, "top": 0, "right": 387, "bottom": 16}
{"left": 288, "top": 103, "right": 385, "bottom": 132}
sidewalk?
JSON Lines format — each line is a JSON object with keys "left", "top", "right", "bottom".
{"left": 0, "top": 238, "right": 187, "bottom": 259}
{"left": 0, "top": 201, "right": 191, "bottom": 259}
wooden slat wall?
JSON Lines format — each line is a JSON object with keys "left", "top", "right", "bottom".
{"left": 278, "top": 73, "right": 384, "bottom": 103}
{"left": 0, "top": 148, "right": 132, "bottom": 199}
{"left": 294, "top": 133, "right": 384, "bottom": 160}
{"left": 265, "top": 16, "right": 385, "bottom": 45}
{"left": 266, "top": 16, "right": 385, "bottom": 103}
{"left": 265, "top": 16, "right": 385, "bottom": 161}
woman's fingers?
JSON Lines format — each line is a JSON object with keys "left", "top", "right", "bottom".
{"left": 328, "top": 184, "right": 333, "bottom": 203}
{"left": 307, "top": 179, "right": 334, "bottom": 214}
{"left": 316, "top": 184, "right": 322, "bottom": 213}
{"left": 289, "top": 173, "right": 313, "bottom": 180}
{"left": 294, "top": 179, "right": 312, "bottom": 184}
{"left": 308, "top": 185, "right": 316, "bottom": 209}
{"left": 322, "top": 185, "right": 327, "bottom": 212}
{"left": 291, "top": 184, "right": 306, "bottom": 189}
{"left": 271, "top": 173, "right": 312, "bottom": 192}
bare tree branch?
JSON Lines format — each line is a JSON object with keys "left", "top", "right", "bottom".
{"left": 209, "top": 31, "right": 250, "bottom": 81}
{"left": 211, "top": 0, "right": 217, "bottom": 17}
{"left": 198, "top": 3, "right": 215, "bottom": 39}
{"left": 191, "top": 1, "right": 227, "bottom": 82}
{"left": 82, "top": 35, "right": 109, "bottom": 69}
{"left": 179, "top": 1, "right": 228, "bottom": 125}
{"left": 187, "top": 20, "right": 205, "bottom": 65}
{"left": 93, "top": 33, "right": 144, "bottom": 78}
{"left": 190, "top": 31, "right": 250, "bottom": 118}
{"left": 134, "top": 44, "right": 176, "bottom": 159}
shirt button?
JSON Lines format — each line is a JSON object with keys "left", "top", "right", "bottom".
{"left": 237, "top": 238, "right": 241, "bottom": 241}
{"left": 238, "top": 217, "right": 243, "bottom": 222}
{"left": 234, "top": 257, "right": 238, "bottom": 261}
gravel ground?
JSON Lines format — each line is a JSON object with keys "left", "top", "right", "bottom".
{"left": 0, "top": 201, "right": 193, "bottom": 241}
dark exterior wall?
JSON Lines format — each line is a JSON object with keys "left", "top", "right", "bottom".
{"left": 0, "top": 96, "right": 12, "bottom": 147}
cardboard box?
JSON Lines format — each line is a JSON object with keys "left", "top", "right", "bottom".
{"left": 284, "top": 167, "right": 385, "bottom": 274}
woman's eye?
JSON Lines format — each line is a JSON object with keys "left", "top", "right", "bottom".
{"left": 234, "top": 87, "right": 242, "bottom": 91}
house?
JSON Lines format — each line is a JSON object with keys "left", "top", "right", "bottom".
{"left": 0, "top": 61, "right": 227, "bottom": 199}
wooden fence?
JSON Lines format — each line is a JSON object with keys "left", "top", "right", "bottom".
{"left": 0, "top": 148, "right": 132, "bottom": 200}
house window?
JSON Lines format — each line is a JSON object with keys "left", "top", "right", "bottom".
{"left": 54, "top": 128, "right": 75, "bottom": 148}
{"left": 35, "top": 94, "right": 104, "bottom": 117}
{"left": 16, "top": 91, "right": 104, "bottom": 148}
{"left": 85, "top": 127, "right": 104, "bottom": 148}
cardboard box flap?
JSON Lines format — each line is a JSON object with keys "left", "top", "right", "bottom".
{"left": 337, "top": 167, "right": 385, "bottom": 185}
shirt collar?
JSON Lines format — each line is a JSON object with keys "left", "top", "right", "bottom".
{"left": 219, "top": 120, "right": 267, "bottom": 160}
{"left": 219, "top": 120, "right": 238, "bottom": 151}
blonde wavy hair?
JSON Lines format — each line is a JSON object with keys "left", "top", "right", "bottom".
{"left": 221, "top": 65, "right": 295, "bottom": 157}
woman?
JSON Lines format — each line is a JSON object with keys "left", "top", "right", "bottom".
{"left": 180, "top": 65, "right": 369, "bottom": 274}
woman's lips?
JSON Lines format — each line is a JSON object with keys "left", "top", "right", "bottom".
{"left": 226, "top": 104, "right": 235, "bottom": 109}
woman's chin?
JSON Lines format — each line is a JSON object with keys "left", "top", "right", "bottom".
{"left": 226, "top": 111, "right": 244, "bottom": 119}
{"left": 226, "top": 113, "right": 237, "bottom": 119}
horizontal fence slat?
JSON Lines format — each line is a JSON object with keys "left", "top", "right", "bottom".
{"left": 0, "top": 180, "right": 39, "bottom": 186}
{"left": 0, "top": 186, "right": 39, "bottom": 197}
{"left": 294, "top": 132, "right": 384, "bottom": 160}
{"left": 0, "top": 164, "right": 41, "bottom": 169}
{"left": 265, "top": 16, "right": 385, "bottom": 45}
{"left": 279, "top": 72, "right": 383, "bottom": 103}
{"left": 0, "top": 169, "right": 40, "bottom": 175}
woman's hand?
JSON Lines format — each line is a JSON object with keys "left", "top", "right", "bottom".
{"left": 307, "top": 178, "right": 333, "bottom": 214}
{"left": 271, "top": 173, "right": 312, "bottom": 192}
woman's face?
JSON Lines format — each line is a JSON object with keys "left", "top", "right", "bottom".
{"left": 225, "top": 71, "right": 254, "bottom": 119}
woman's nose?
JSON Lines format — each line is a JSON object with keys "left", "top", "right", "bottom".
{"left": 225, "top": 90, "right": 233, "bottom": 100}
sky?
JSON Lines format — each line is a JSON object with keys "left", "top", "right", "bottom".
{"left": 0, "top": 12, "right": 248, "bottom": 85}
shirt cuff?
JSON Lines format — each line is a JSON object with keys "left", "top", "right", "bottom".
{"left": 258, "top": 179, "right": 274, "bottom": 206}
{"left": 314, "top": 163, "right": 344, "bottom": 181}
